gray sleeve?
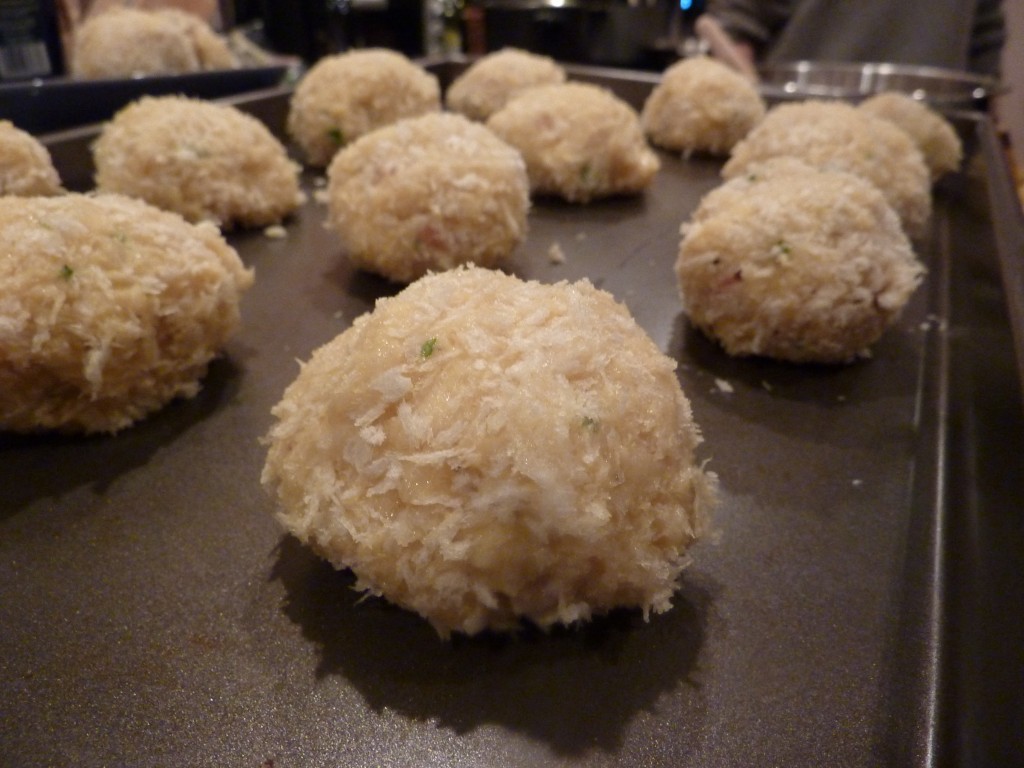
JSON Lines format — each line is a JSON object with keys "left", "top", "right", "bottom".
{"left": 705, "top": 0, "right": 796, "bottom": 51}
{"left": 969, "top": 0, "right": 1006, "bottom": 76}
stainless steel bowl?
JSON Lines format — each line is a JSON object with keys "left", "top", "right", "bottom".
{"left": 758, "top": 61, "right": 1003, "bottom": 111}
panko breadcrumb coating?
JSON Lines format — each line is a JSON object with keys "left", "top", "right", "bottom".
{"left": 0, "top": 121, "right": 62, "bottom": 196}
{"left": 446, "top": 48, "right": 567, "bottom": 121}
{"left": 677, "top": 159, "right": 924, "bottom": 363}
{"left": 93, "top": 95, "right": 303, "bottom": 229}
{"left": 0, "top": 194, "right": 253, "bottom": 434}
{"left": 859, "top": 91, "right": 963, "bottom": 182}
{"left": 287, "top": 49, "right": 441, "bottom": 167}
{"left": 723, "top": 100, "right": 932, "bottom": 238}
{"left": 487, "top": 82, "right": 660, "bottom": 203}
{"left": 72, "top": 7, "right": 236, "bottom": 79}
{"left": 262, "top": 266, "right": 716, "bottom": 637}
{"left": 176, "top": 10, "right": 238, "bottom": 70}
{"left": 641, "top": 56, "right": 765, "bottom": 156}
{"left": 325, "top": 112, "right": 529, "bottom": 283}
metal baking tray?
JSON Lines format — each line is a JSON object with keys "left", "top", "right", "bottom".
{"left": 2, "top": 60, "right": 1022, "bottom": 767}
{"left": 0, "top": 64, "right": 291, "bottom": 135}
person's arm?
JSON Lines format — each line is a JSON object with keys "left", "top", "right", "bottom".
{"left": 705, "top": 0, "right": 795, "bottom": 59}
{"left": 731, "top": 39, "right": 756, "bottom": 71}
{"left": 694, "top": 14, "right": 758, "bottom": 79}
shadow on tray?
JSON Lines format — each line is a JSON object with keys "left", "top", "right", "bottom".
{"left": 0, "top": 356, "right": 241, "bottom": 518}
{"left": 670, "top": 310, "right": 926, "bottom": 408}
{"left": 270, "top": 534, "right": 713, "bottom": 755}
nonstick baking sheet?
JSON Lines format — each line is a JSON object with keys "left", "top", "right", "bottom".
{"left": 0, "top": 65, "right": 291, "bottom": 135}
{"left": 2, "top": 61, "right": 1022, "bottom": 767}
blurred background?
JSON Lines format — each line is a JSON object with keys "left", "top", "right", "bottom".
{"left": 0, "top": 0, "right": 1021, "bottom": 161}
{"left": 231, "top": 0, "right": 708, "bottom": 72}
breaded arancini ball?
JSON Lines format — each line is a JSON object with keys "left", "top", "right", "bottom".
{"left": 445, "top": 47, "right": 567, "bottom": 121}
{"left": 486, "top": 82, "right": 660, "bottom": 203}
{"left": 677, "top": 159, "right": 925, "bottom": 363}
{"left": 0, "top": 120, "right": 62, "bottom": 196}
{"left": 174, "top": 9, "right": 238, "bottom": 70}
{"left": 287, "top": 48, "right": 441, "bottom": 167}
{"left": 93, "top": 95, "right": 303, "bottom": 229}
{"left": 262, "top": 266, "right": 716, "bottom": 637}
{"left": 0, "top": 194, "right": 253, "bottom": 434}
{"left": 723, "top": 100, "right": 932, "bottom": 238}
{"left": 325, "top": 112, "right": 529, "bottom": 283}
{"left": 641, "top": 56, "right": 765, "bottom": 156}
{"left": 858, "top": 91, "right": 963, "bottom": 182}
{"left": 72, "top": 7, "right": 236, "bottom": 79}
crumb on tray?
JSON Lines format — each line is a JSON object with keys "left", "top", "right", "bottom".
{"left": 548, "top": 241, "right": 566, "bottom": 264}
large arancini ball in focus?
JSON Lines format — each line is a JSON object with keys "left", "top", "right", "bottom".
{"left": 641, "top": 56, "right": 765, "bottom": 156}
{"left": 445, "top": 48, "right": 567, "bottom": 121}
{"left": 0, "top": 194, "right": 253, "bottom": 434}
{"left": 72, "top": 7, "right": 236, "bottom": 79}
{"left": 262, "top": 267, "right": 716, "bottom": 637}
{"left": 0, "top": 120, "right": 62, "bottom": 196}
{"left": 325, "top": 113, "right": 529, "bottom": 283}
{"left": 722, "top": 100, "right": 932, "bottom": 238}
{"left": 858, "top": 91, "right": 963, "bottom": 182}
{"left": 487, "top": 82, "right": 660, "bottom": 203}
{"left": 93, "top": 95, "right": 303, "bottom": 229}
{"left": 677, "top": 160, "right": 925, "bottom": 363}
{"left": 287, "top": 49, "right": 441, "bottom": 167}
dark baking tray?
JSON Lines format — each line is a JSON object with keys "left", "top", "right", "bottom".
{"left": 2, "top": 60, "right": 1022, "bottom": 767}
{"left": 0, "top": 65, "right": 291, "bottom": 135}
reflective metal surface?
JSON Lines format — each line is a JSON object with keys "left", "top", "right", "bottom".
{"left": 758, "top": 60, "right": 1003, "bottom": 110}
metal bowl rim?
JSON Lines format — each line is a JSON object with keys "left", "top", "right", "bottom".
{"left": 757, "top": 60, "right": 1004, "bottom": 99}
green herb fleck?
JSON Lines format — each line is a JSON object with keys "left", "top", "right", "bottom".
{"left": 420, "top": 337, "right": 438, "bottom": 359}
{"left": 59, "top": 264, "right": 74, "bottom": 281}
{"left": 582, "top": 415, "right": 599, "bottom": 430}
{"left": 579, "top": 163, "right": 593, "bottom": 184}
{"left": 776, "top": 240, "right": 791, "bottom": 255}
{"left": 327, "top": 127, "right": 345, "bottom": 146}
{"left": 182, "top": 143, "right": 209, "bottom": 159}
{"left": 747, "top": 173, "right": 759, "bottom": 182}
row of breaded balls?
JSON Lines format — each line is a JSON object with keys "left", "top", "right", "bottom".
{"left": 70, "top": 6, "right": 239, "bottom": 80}
{"left": 0, "top": 47, "right": 960, "bottom": 636}
{"left": 291, "top": 47, "right": 960, "bottom": 366}
{"left": 1, "top": 46, "right": 725, "bottom": 436}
